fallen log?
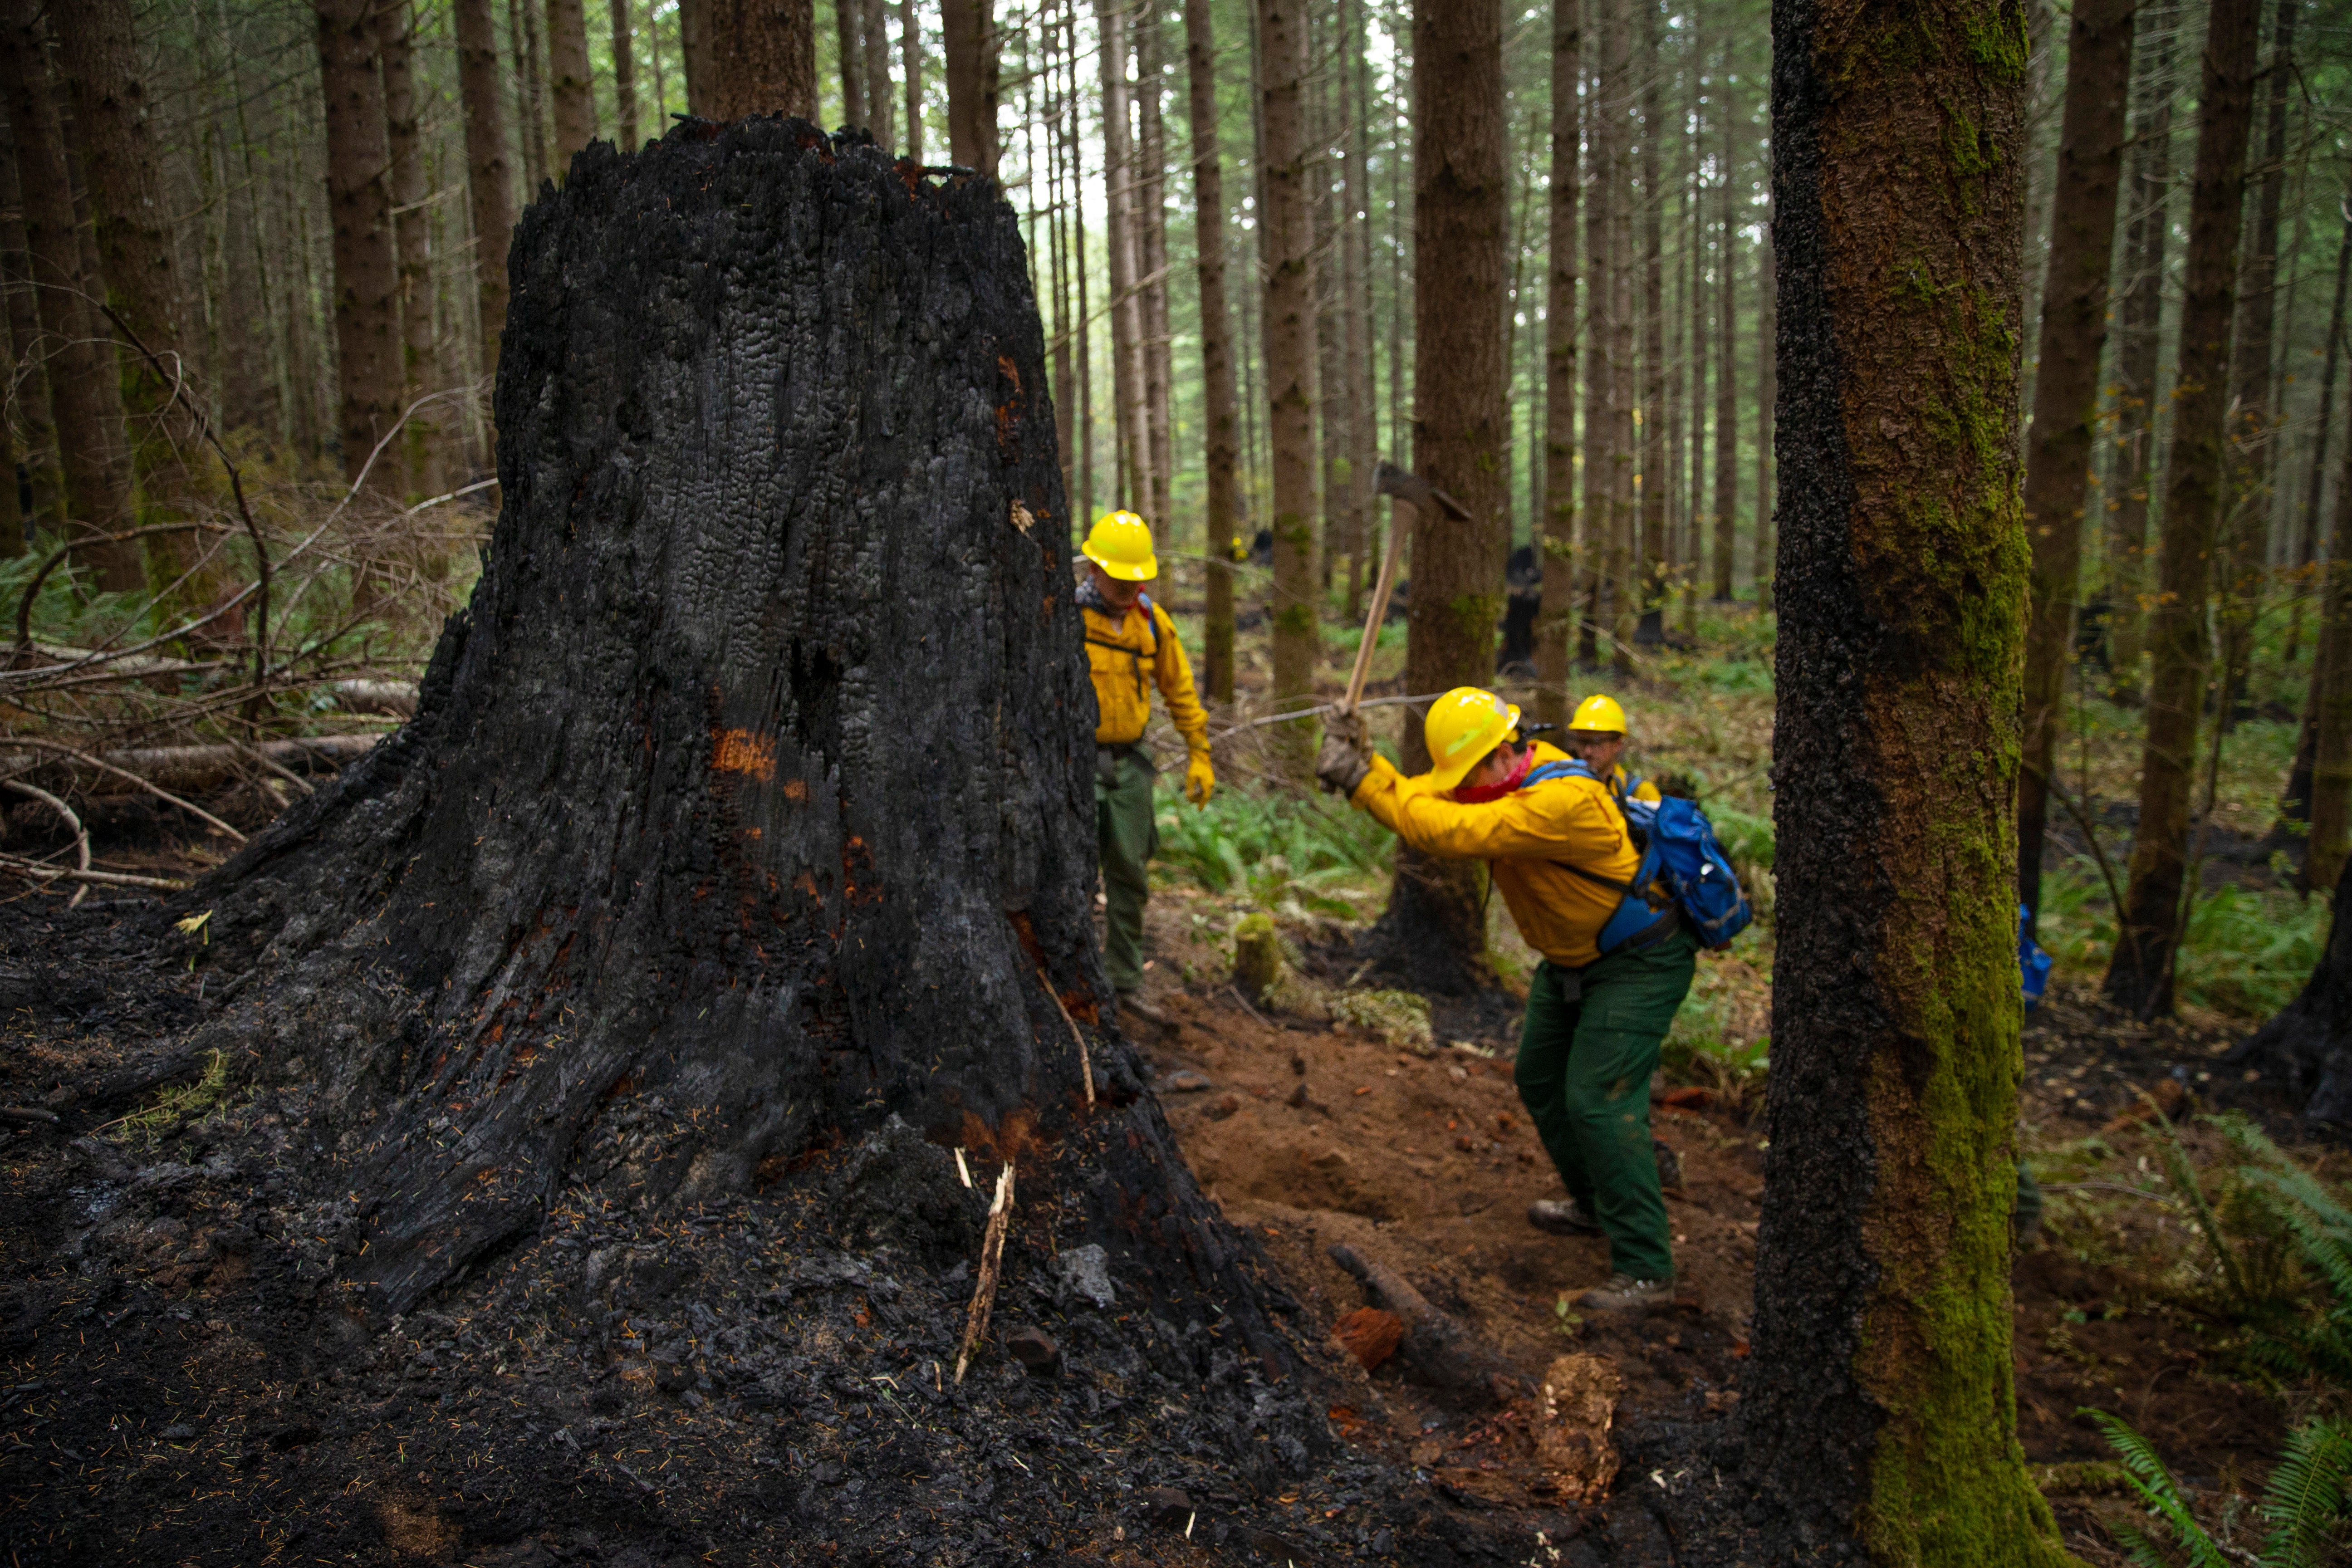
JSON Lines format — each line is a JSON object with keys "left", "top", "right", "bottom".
{"left": 0, "top": 735, "right": 379, "bottom": 796}
{"left": 1328, "top": 1243, "right": 1524, "bottom": 1406}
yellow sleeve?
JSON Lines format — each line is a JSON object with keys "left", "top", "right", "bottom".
{"left": 1633, "top": 777, "right": 1662, "bottom": 804}
{"left": 1151, "top": 604, "right": 1211, "bottom": 757}
{"left": 1350, "top": 755, "right": 1626, "bottom": 862}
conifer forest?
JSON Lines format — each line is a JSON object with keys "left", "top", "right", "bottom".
{"left": 14, "top": 0, "right": 2352, "bottom": 1562}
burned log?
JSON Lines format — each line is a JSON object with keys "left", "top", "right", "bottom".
{"left": 175, "top": 116, "right": 1299, "bottom": 1409}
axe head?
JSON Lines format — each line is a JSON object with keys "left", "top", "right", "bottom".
{"left": 1373, "top": 460, "right": 1472, "bottom": 522}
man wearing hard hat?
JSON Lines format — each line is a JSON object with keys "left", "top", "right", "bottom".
{"left": 1079, "top": 511, "right": 1215, "bottom": 1004}
{"left": 1314, "top": 689, "right": 1695, "bottom": 1311}
{"left": 1564, "top": 693, "right": 1661, "bottom": 811}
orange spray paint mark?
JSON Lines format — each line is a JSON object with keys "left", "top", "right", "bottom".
{"left": 711, "top": 728, "right": 777, "bottom": 780}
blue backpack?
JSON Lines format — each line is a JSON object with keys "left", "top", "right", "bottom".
{"left": 1521, "top": 760, "right": 1754, "bottom": 954}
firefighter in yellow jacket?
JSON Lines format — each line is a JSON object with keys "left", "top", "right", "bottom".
{"left": 1315, "top": 689, "right": 1695, "bottom": 1311}
{"left": 1565, "top": 692, "right": 1662, "bottom": 811}
{"left": 1080, "top": 511, "right": 1214, "bottom": 999}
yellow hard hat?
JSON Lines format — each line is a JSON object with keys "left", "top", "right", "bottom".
{"left": 1568, "top": 693, "right": 1628, "bottom": 736}
{"left": 1423, "top": 687, "right": 1522, "bottom": 793}
{"left": 1082, "top": 510, "right": 1158, "bottom": 581}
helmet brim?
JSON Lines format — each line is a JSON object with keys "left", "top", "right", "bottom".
{"left": 1083, "top": 546, "right": 1158, "bottom": 582}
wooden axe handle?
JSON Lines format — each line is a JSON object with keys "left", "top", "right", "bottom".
{"left": 1340, "top": 501, "right": 1415, "bottom": 718}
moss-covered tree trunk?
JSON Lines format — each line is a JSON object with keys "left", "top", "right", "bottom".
{"left": 1363, "top": 0, "right": 1507, "bottom": 995}
{"left": 2104, "top": 0, "right": 2263, "bottom": 1018}
{"left": 1185, "top": 0, "right": 1241, "bottom": 707}
{"left": 1749, "top": 0, "right": 2073, "bottom": 1558}
{"left": 2016, "top": 0, "right": 2136, "bottom": 939}
{"left": 1258, "top": 0, "right": 1318, "bottom": 775}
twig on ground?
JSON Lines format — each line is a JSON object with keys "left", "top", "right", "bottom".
{"left": 0, "top": 1106, "right": 62, "bottom": 1125}
{"left": 2041, "top": 1181, "right": 2183, "bottom": 1209}
{"left": 0, "top": 854, "right": 188, "bottom": 892}
{"left": 1227, "top": 984, "right": 1274, "bottom": 1031}
{"left": 954, "top": 1162, "right": 1016, "bottom": 1384}
{"left": 3, "top": 779, "right": 91, "bottom": 908}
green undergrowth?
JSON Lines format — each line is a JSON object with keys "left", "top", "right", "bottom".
{"left": 1152, "top": 778, "right": 1394, "bottom": 914}
{"left": 103, "top": 1048, "right": 229, "bottom": 1147}
{"left": 2035, "top": 858, "right": 2328, "bottom": 1020}
{"left": 2086, "top": 1408, "right": 2351, "bottom": 1568}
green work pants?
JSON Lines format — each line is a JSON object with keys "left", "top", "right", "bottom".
{"left": 1095, "top": 747, "right": 1158, "bottom": 993}
{"left": 1515, "top": 929, "right": 1698, "bottom": 1283}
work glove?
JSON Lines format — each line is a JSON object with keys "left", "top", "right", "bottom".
{"left": 1315, "top": 721, "right": 1373, "bottom": 799}
{"left": 1185, "top": 751, "right": 1215, "bottom": 808}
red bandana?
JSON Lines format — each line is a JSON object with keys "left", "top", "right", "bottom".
{"left": 1451, "top": 750, "right": 1532, "bottom": 804}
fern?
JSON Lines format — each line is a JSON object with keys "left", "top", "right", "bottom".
{"left": 2259, "top": 1418, "right": 2352, "bottom": 1568}
{"left": 2084, "top": 1409, "right": 2232, "bottom": 1568}
{"left": 2153, "top": 1114, "right": 2252, "bottom": 1305}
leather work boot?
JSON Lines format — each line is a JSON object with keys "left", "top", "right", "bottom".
{"left": 1526, "top": 1198, "right": 1602, "bottom": 1236}
{"left": 1577, "top": 1274, "right": 1674, "bottom": 1311}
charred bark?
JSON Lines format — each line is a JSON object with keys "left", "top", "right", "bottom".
{"left": 2233, "top": 850, "right": 2352, "bottom": 1128}
{"left": 179, "top": 126, "right": 1294, "bottom": 1404}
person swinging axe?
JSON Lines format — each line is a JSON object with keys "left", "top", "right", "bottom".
{"left": 1315, "top": 688, "right": 1695, "bottom": 1311}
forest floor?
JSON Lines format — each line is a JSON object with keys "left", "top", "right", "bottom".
{"left": 1122, "top": 886, "right": 2349, "bottom": 1566}
{"left": 4, "top": 605, "right": 2350, "bottom": 1564}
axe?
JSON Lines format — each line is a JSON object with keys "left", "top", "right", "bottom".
{"left": 1335, "top": 461, "right": 1472, "bottom": 721}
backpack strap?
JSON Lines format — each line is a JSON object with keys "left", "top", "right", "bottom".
{"left": 1551, "top": 858, "right": 1638, "bottom": 897}
{"left": 1521, "top": 759, "right": 1601, "bottom": 788}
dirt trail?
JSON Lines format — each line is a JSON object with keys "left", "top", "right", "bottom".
{"left": 1125, "top": 889, "right": 2317, "bottom": 1560}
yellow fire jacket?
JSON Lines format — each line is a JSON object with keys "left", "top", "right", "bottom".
{"left": 1612, "top": 764, "right": 1664, "bottom": 808}
{"left": 1083, "top": 598, "right": 1210, "bottom": 760}
{"left": 1350, "top": 740, "right": 1642, "bottom": 969}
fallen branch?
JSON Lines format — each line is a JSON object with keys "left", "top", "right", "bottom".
{"left": 1328, "top": 1242, "right": 1524, "bottom": 1406}
{"left": 3, "top": 779, "right": 90, "bottom": 908}
{"left": 954, "top": 1161, "right": 1016, "bottom": 1384}
{"left": 0, "top": 735, "right": 377, "bottom": 796}
{"left": 0, "top": 1106, "right": 62, "bottom": 1125}
{"left": 0, "top": 738, "right": 247, "bottom": 843}
{"left": 0, "top": 854, "right": 190, "bottom": 892}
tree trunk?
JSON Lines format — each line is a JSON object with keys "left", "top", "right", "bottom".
{"left": 2106, "top": 3, "right": 2178, "bottom": 702}
{"left": 2215, "top": 0, "right": 2296, "bottom": 726}
{"left": 1313, "top": 7, "right": 1342, "bottom": 598}
{"left": 2286, "top": 201, "right": 2349, "bottom": 673}
{"left": 380, "top": 0, "right": 446, "bottom": 504}
{"left": 1582, "top": 5, "right": 1614, "bottom": 667}
{"left": 1637, "top": 5, "right": 1668, "bottom": 645}
{"left": 0, "top": 125, "right": 61, "bottom": 533}
{"left": 1365, "top": 0, "right": 1504, "bottom": 995}
{"left": 2015, "top": 0, "right": 2135, "bottom": 942}
{"left": 1711, "top": 62, "right": 1737, "bottom": 602}
{"left": 177, "top": 132, "right": 1309, "bottom": 1455}
{"left": 1340, "top": 0, "right": 1375, "bottom": 628}
{"left": 1258, "top": 0, "right": 1315, "bottom": 773}
{"left": 52, "top": 0, "right": 211, "bottom": 593}
{"left": 899, "top": 0, "right": 921, "bottom": 160}
{"left": 1097, "top": 0, "right": 1143, "bottom": 505}
{"left": 315, "top": 0, "right": 403, "bottom": 498}
{"left": 836, "top": 0, "right": 863, "bottom": 130}
{"left": 513, "top": 0, "right": 552, "bottom": 191}
{"left": 547, "top": 0, "right": 597, "bottom": 166}
{"left": 1754, "top": 201, "right": 1774, "bottom": 613}
{"left": 677, "top": 0, "right": 713, "bottom": 118}
{"left": 1535, "top": 0, "right": 1579, "bottom": 729}
{"left": 0, "top": 294, "right": 18, "bottom": 551}
{"left": 1607, "top": 0, "right": 1637, "bottom": 671}
{"left": 2310, "top": 441, "right": 2352, "bottom": 893}
{"left": 1681, "top": 52, "right": 1705, "bottom": 637}
{"left": 706, "top": 0, "right": 816, "bottom": 121}
{"left": 1751, "top": 0, "right": 2068, "bottom": 1552}
{"left": 456, "top": 0, "right": 515, "bottom": 383}
{"left": 941, "top": 0, "right": 997, "bottom": 176}
{"left": 862, "top": 0, "right": 894, "bottom": 149}
{"left": 0, "top": 0, "right": 138, "bottom": 591}
{"left": 1136, "top": 5, "right": 1173, "bottom": 529}
{"left": 1184, "top": 0, "right": 1239, "bottom": 706}
{"left": 611, "top": 0, "right": 641, "bottom": 152}
{"left": 2231, "top": 849, "right": 2352, "bottom": 1126}
{"left": 2104, "top": 0, "right": 2263, "bottom": 1019}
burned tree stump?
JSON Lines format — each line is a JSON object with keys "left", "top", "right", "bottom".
{"left": 180, "top": 120, "right": 1294, "bottom": 1388}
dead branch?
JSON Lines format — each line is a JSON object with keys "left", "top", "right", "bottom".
{"left": 1328, "top": 1242, "right": 1524, "bottom": 1405}
{"left": 0, "top": 738, "right": 248, "bottom": 842}
{"left": 0, "top": 854, "right": 190, "bottom": 892}
{"left": 0, "top": 735, "right": 377, "bottom": 796}
{"left": 2, "top": 779, "right": 91, "bottom": 908}
{"left": 955, "top": 1162, "right": 1017, "bottom": 1384}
